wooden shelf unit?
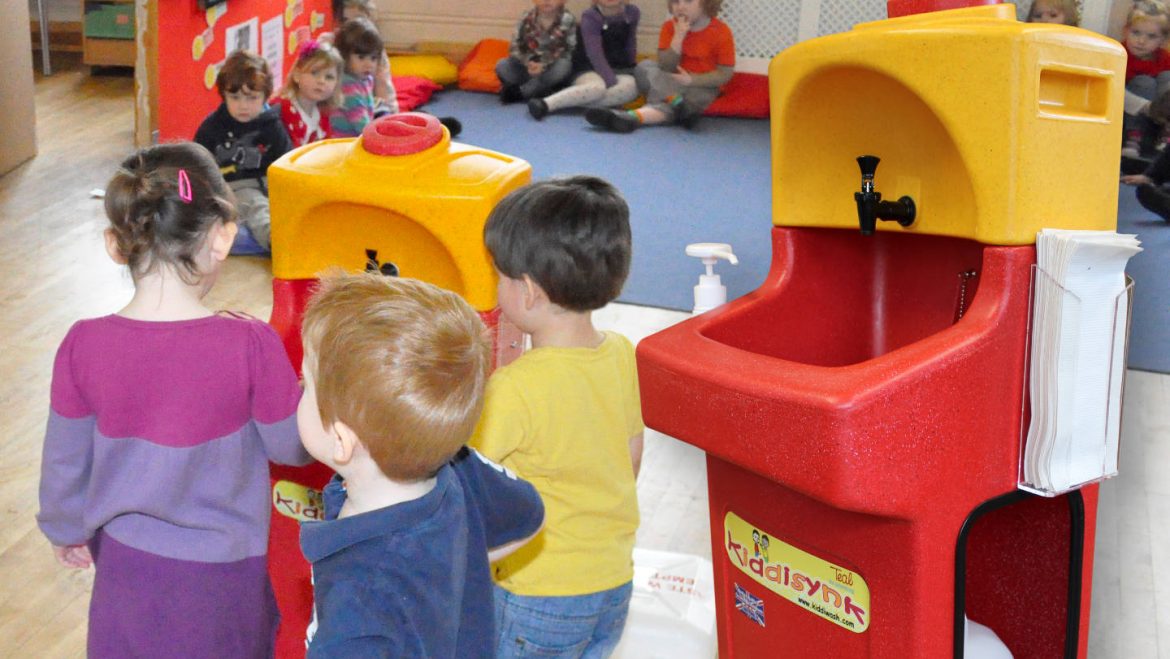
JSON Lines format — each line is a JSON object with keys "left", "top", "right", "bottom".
{"left": 83, "top": 0, "right": 135, "bottom": 68}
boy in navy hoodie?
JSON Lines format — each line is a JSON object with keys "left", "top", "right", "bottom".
{"left": 194, "top": 50, "right": 292, "bottom": 252}
{"left": 297, "top": 273, "right": 544, "bottom": 658}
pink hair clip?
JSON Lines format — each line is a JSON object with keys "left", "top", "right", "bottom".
{"left": 177, "top": 169, "right": 192, "bottom": 203}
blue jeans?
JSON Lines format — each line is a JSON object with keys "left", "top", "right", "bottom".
{"left": 494, "top": 582, "right": 632, "bottom": 658}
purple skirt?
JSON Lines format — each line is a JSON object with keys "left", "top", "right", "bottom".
{"left": 88, "top": 530, "right": 279, "bottom": 659}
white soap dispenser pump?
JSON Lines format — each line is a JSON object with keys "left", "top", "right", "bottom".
{"left": 686, "top": 242, "right": 738, "bottom": 315}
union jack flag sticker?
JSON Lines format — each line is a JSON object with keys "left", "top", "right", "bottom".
{"left": 734, "top": 583, "right": 766, "bottom": 627}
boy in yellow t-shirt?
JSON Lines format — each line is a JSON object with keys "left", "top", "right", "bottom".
{"left": 472, "top": 176, "right": 644, "bottom": 658}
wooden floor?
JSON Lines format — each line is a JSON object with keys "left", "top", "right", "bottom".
{"left": 1, "top": 56, "right": 1167, "bottom": 657}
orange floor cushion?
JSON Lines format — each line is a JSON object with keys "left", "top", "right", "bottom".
{"left": 458, "top": 39, "right": 511, "bottom": 93}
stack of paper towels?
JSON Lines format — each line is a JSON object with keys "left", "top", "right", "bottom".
{"left": 1022, "top": 229, "right": 1141, "bottom": 494}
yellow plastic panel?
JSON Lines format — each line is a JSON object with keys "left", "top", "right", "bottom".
{"left": 268, "top": 135, "right": 531, "bottom": 310}
{"left": 1037, "top": 66, "right": 1109, "bottom": 120}
{"left": 770, "top": 7, "right": 1125, "bottom": 244}
{"left": 291, "top": 203, "right": 466, "bottom": 296}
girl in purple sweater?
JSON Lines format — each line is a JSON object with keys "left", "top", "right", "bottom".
{"left": 37, "top": 142, "right": 312, "bottom": 658}
{"left": 527, "top": 0, "right": 640, "bottom": 120}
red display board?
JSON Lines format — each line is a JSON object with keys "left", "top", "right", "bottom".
{"left": 157, "top": 0, "right": 332, "bottom": 141}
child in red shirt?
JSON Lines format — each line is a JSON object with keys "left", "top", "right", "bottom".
{"left": 1122, "top": 0, "right": 1170, "bottom": 157}
{"left": 271, "top": 40, "right": 344, "bottom": 147}
{"left": 586, "top": 0, "right": 734, "bottom": 132}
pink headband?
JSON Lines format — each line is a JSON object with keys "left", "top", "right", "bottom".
{"left": 297, "top": 39, "right": 323, "bottom": 61}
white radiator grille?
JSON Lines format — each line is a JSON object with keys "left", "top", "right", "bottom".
{"left": 719, "top": 0, "right": 1095, "bottom": 70}
{"left": 816, "top": 0, "right": 887, "bottom": 36}
{"left": 720, "top": 0, "right": 802, "bottom": 61}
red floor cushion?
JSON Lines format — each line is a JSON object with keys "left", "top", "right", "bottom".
{"left": 704, "top": 72, "right": 770, "bottom": 118}
{"left": 394, "top": 75, "right": 443, "bottom": 111}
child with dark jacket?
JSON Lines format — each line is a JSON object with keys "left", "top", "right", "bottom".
{"left": 1121, "top": 89, "right": 1170, "bottom": 222}
{"left": 297, "top": 273, "right": 544, "bottom": 658}
{"left": 194, "top": 50, "right": 292, "bottom": 252}
{"left": 1122, "top": 145, "right": 1170, "bottom": 222}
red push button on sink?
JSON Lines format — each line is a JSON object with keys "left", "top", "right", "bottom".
{"left": 361, "top": 112, "right": 443, "bottom": 155}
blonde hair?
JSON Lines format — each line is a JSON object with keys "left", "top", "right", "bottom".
{"left": 281, "top": 41, "right": 344, "bottom": 107}
{"left": 1027, "top": 0, "right": 1080, "bottom": 26}
{"left": 302, "top": 273, "right": 491, "bottom": 481}
{"left": 1128, "top": 0, "right": 1170, "bottom": 34}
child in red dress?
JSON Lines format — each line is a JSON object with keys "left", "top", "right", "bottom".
{"left": 272, "top": 40, "right": 344, "bottom": 147}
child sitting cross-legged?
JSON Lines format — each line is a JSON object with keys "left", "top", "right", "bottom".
{"left": 328, "top": 15, "right": 463, "bottom": 138}
{"left": 587, "top": 0, "right": 735, "bottom": 132}
{"left": 329, "top": 17, "right": 384, "bottom": 138}
{"left": 297, "top": 272, "right": 545, "bottom": 658}
{"left": 496, "top": 0, "right": 578, "bottom": 104}
{"left": 527, "top": 0, "right": 642, "bottom": 121}
{"left": 1121, "top": 0, "right": 1170, "bottom": 158}
{"left": 194, "top": 50, "right": 293, "bottom": 252}
{"left": 330, "top": 0, "right": 399, "bottom": 116}
{"left": 471, "top": 176, "right": 644, "bottom": 658}
{"left": 1122, "top": 91, "right": 1170, "bottom": 222}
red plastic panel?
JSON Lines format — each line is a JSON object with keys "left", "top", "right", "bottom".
{"left": 637, "top": 226, "right": 1100, "bottom": 658}
{"left": 361, "top": 112, "right": 443, "bottom": 156}
{"left": 270, "top": 278, "right": 318, "bottom": 376}
{"left": 964, "top": 493, "right": 1079, "bottom": 658}
{"left": 638, "top": 228, "right": 1032, "bottom": 516}
{"left": 887, "top": 0, "right": 1002, "bottom": 18}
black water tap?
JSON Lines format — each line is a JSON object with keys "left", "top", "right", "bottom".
{"left": 854, "top": 155, "right": 916, "bottom": 235}
{"left": 365, "top": 248, "right": 399, "bottom": 277}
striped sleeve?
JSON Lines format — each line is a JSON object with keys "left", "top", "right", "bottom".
{"left": 330, "top": 77, "right": 376, "bottom": 137}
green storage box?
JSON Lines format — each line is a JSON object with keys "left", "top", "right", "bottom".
{"left": 85, "top": 4, "right": 135, "bottom": 40}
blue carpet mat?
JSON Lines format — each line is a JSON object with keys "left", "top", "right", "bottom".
{"left": 425, "top": 90, "right": 773, "bottom": 313}
{"left": 1117, "top": 184, "right": 1169, "bottom": 373}
{"left": 427, "top": 91, "right": 1168, "bottom": 373}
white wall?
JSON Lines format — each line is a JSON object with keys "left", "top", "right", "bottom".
{"left": 380, "top": 0, "right": 1125, "bottom": 73}
{"left": 381, "top": 0, "right": 665, "bottom": 54}
{"left": 28, "top": 0, "right": 1129, "bottom": 61}
{"left": 7, "top": 0, "right": 38, "bottom": 174}
{"left": 29, "top": 0, "right": 78, "bottom": 23}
